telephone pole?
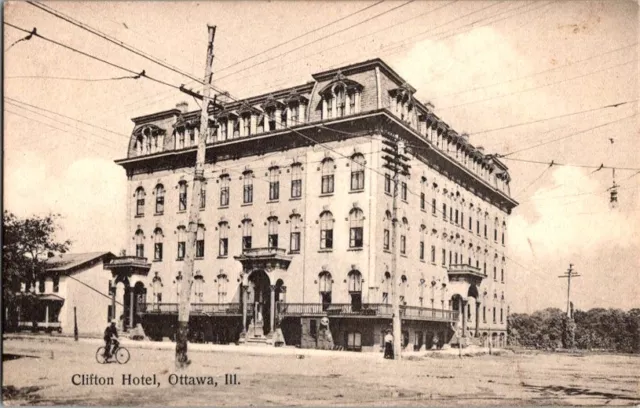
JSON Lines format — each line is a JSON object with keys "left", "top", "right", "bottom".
{"left": 558, "top": 264, "right": 580, "bottom": 317}
{"left": 176, "top": 25, "right": 217, "bottom": 369}
{"left": 381, "top": 130, "right": 410, "bottom": 360}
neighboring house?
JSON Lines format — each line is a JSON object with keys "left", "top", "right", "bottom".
{"left": 13, "top": 252, "right": 116, "bottom": 336}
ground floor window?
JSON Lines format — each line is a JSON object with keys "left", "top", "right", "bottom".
{"left": 346, "top": 331, "right": 362, "bottom": 351}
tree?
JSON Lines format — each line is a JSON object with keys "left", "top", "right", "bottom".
{"left": 2, "top": 211, "right": 71, "bottom": 329}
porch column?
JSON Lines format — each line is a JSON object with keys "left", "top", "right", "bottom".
{"left": 269, "top": 285, "right": 276, "bottom": 334}
{"left": 475, "top": 301, "right": 480, "bottom": 337}
{"left": 45, "top": 304, "right": 49, "bottom": 324}
{"left": 241, "top": 285, "right": 248, "bottom": 333}
{"left": 129, "top": 290, "right": 135, "bottom": 331}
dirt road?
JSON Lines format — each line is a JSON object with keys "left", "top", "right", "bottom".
{"left": 3, "top": 337, "right": 639, "bottom": 406}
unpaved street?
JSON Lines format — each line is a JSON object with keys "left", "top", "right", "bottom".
{"left": 3, "top": 337, "right": 639, "bottom": 406}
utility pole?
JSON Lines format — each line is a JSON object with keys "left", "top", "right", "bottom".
{"left": 176, "top": 25, "right": 217, "bottom": 369}
{"left": 381, "top": 130, "right": 410, "bottom": 360}
{"left": 558, "top": 264, "right": 580, "bottom": 317}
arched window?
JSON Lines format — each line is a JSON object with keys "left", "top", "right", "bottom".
{"left": 154, "top": 184, "right": 165, "bottom": 214}
{"left": 349, "top": 208, "right": 364, "bottom": 248}
{"left": 348, "top": 270, "right": 362, "bottom": 311}
{"left": 318, "top": 271, "right": 332, "bottom": 310}
{"left": 135, "top": 187, "right": 145, "bottom": 216}
{"left": 383, "top": 211, "right": 391, "bottom": 251}
{"left": 176, "top": 226, "right": 186, "bottom": 260}
{"left": 193, "top": 272, "right": 204, "bottom": 303}
{"left": 336, "top": 85, "right": 346, "bottom": 117}
{"left": 178, "top": 181, "right": 188, "bottom": 212}
{"left": 217, "top": 273, "right": 228, "bottom": 303}
{"left": 153, "top": 228, "right": 163, "bottom": 261}
{"left": 196, "top": 224, "right": 205, "bottom": 258}
{"left": 151, "top": 272, "right": 163, "bottom": 305}
{"left": 350, "top": 154, "right": 365, "bottom": 191}
{"left": 267, "top": 217, "right": 278, "bottom": 249}
{"left": 319, "top": 211, "right": 333, "bottom": 249}
{"left": 290, "top": 214, "right": 301, "bottom": 253}
{"left": 382, "top": 271, "right": 391, "bottom": 304}
{"left": 219, "top": 221, "right": 229, "bottom": 256}
{"left": 321, "top": 158, "right": 335, "bottom": 194}
{"left": 135, "top": 229, "right": 144, "bottom": 258}
{"left": 241, "top": 218, "right": 252, "bottom": 251}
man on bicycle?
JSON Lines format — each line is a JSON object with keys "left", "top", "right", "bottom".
{"left": 103, "top": 320, "right": 119, "bottom": 359}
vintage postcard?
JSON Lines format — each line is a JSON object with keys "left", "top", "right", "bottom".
{"left": 3, "top": 0, "right": 639, "bottom": 406}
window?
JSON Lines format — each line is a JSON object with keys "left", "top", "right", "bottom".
{"left": 382, "top": 271, "right": 391, "bottom": 304}
{"left": 177, "top": 226, "right": 186, "bottom": 260}
{"left": 484, "top": 224, "right": 488, "bottom": 238}
{"left": 257, "top": 115, "right": 264, "bottom": 134}
{"left": 500, "top": 308, "right": 504, "bottom": 323}
{"left": 135, "top": 187, "right": 145, "bottom": 216}
{"left": 326, "top": 95, "right": 333, "bottom": 119}
{"left": 442, "top": 248, "right": 446, "bottom": 266}
{"left": 155, "top": 184, "right": 165, "bottom": 214}
{"left": 420, "top": 193, "right": 425, "bottom": 210}
{"left": 400, "top": 235, "right": 406, "bottom": 255}
{"left": 290, "top": 214, "right": 301, "bottom": 252}
{"left": 232, "top": 119, "right": 240, "bottom": 138}
{"left": 153, "top": 228, "right": 163, "bottom": 261}
{"left": 483, "top": 306, "right": 486, "bottom": 323}
{"left": 193, "top": 273, "right": 204, "bottom": 303}
{"left": 178, "top": 129, "right": 185, "bottom": 149}
{"left": 281, "top": 108, "right": 287, "bottom": 128}
{"left": 196, "top": 224, "right": 205, "bottom": 258}
{"left": 38, "top": 278, "right": 45, "bottom": 293}
{"left": 243, "top": 171, "right": 253, "bottom": 204}
{"left": 469, "top": 216, "right": 472, "bottom": 231}
{"left": 220, "top": 121, "right": 228, "bottom": 140}
{"left": 53, "top": 276, "right": 59, "bottom": 293}
{"left": 483, "top": 262, "right": 487, "bottom": 275}
{"left": 348, "top": 91, "right": 356, "bottom": 113}
{"left": 290, "top": 103, "right": 299, "bottom": 124}
{"left": 384, "top": 174, "right": 392, "bottom": 194}
{"left": 320, "top": 211, "right": 333, "bottom": 249}
{"left": 346, "top": 331, "right": 362, "bottom": 351}
{"left": 178, "top": 181, "right": 187, "bottom": 212}
{"left": 220, "top": 175, "right": 230, "bottom": 207}
{"left": 419, "top": 240, "right": 425, "bottom": 261}
{"left": 291, "top": 163, "right": 302, "bottom": 198}
{"left": 493, "top": 266, "right": 497, "bottom": 281}
{"left": 431, "top": 245, "right": 436, "bottom": 263}
{"left": 502, "top": 231, "right": 505, "bottom": 245}
{"left": 242, "top": 219, "right": 252, "bottom": 251}
{"left": 319, "top": 271, "right": 332, "bottom": 310}
{"left": 242, "top": 114, "right": 251, "bottom": 136}
{"left": 217, "top": 273, "right": 228, "bottom": 304}
{"left": 493, "top": 307, "right": 497, "bottom": 323}
{"left": 455, "top": 209, "right": 459, "bottom": 225}
{"left": 348, "top": 270, "right": 362, "bottom": 292}
{"left": 501, "top": 268, "right": 504, "bottom": 283}
{"left": 399, "top": 275, "right": 407, "bottom": 300}
{"left": 476, "top": 220, "right": 480, "bottom": 234}
{"left": 336, "top": 86, "right": 346, "bottom": 117}
{"left": 349, "top": 208, "right": 364, "bottom": 248}
{"left": 432, "top": 199, "right": 437, "bottom": 215}
{"left": 321, "top": 158, "right": 335, "bottom": 194}
{"left": 200, "top": 183, "right": 207, "bottom": 209}
{"left": 151, "top": 272, "right": 163, "bottom": 304}
{"left": 267, "top": 108, "right": 277, "bottom": 131}
{"left": 267, "top": 217, "right": 278, "bottom": 249}
{"left": 401, "top": 182, "right": 408, "bottom": 201}
{"left": 188, "top": 128, "right": 196, "bottom": 146}
{"left": 443, "top": 203, "right": 447, "bottom": 220}
{"left": 269, "top": 167, "right": 280, "bottom": 201}
{"left": 383, "top": 229, "right": 390, "bottom": 250}
{"left": 219, "top": 222, "right": 229, "bottom": 256}
{"left": 135, "top": 229, "right": 144, "bottom": 258}
{"left": 350, "top": 154, "right": 365, "bottom": 191}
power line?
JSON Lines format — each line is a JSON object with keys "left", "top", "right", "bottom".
{"left": 512, "top": 161, "right": 554, "bottom": 198}
{"left": 5, "top": 74, "right": 144, "bottom": 82}
{"left": 500, "top": 157, "right": 640, "bottom": 172}
{"left": 216, "top": 0, "right": 386, "bottom": 72}
{"left": 213, "top": 1, "right": 416, "bottom": 82}
{"left": 439, "top": 59, "right": 638, "bottom": 110}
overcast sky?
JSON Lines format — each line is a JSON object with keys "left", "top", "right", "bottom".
{"left": 4, "top": 1, "right": 639, "bottom": 313}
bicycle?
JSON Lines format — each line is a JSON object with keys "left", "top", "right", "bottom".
{"left": 96, "top": 342, "right": 130, "bottom": 364}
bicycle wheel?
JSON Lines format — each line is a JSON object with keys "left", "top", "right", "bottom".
{"left": 96, "top": 347, "right": 107, "bottom": 364}
{"left": 115, "top": 347, "right": 130, "bottom": 364}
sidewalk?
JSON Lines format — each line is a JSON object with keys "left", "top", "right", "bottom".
{"left": 3, "top": 332, "right": 503, "bottom": 360}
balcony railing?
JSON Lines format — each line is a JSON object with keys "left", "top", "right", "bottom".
{"left": 239, "top": 247, "right": 288, "bottom": 257}
{"left": 447, "top": 264, "right": 485, "bottom": 280}
{"left": 139, "top": 303, "right": 242, "bottom": 315}
{"left": 277, "top": 303, "right": 458, "bottom": 322}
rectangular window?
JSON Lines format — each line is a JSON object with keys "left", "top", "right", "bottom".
{"left": 243, "top": 184, "right": 253, "bottom": 204}
{"left": 219, "top": 238, "right": 228, "bottom": 256}
{"left": 349, "top": 227, "right": 363, "bottom": 248}
{"left": 443, "top": 204, "right": 447, "bottom": 220}
{"left": 484, "top": 224, "right": 488, "bottom": 238}
{"left": 494, "top": 229, "right": 498, "bottom": 242}
{"left": 455, "top": 210, "right": 459, "bottom": 225}
{"left": 441, "top": 249, "right": 446, "bottom": 266}
{"left": 469, "top": 216, "right": 472, "bottom": 231}
{"left": 291, "top": 179, "right": 302, "bottom": 198}
{"left": 200, "top": 185, "right": 206, "bottom": 209}
{"left": 400, "top": 235, "right": 406, "bottom": 254}
{"left": 493, "top": 307, "right": 497, "bottom": 323}
{"left": 500, "top": 308, "right": 504, "bottom": 323}
{"left": 431, "top": 245, "right": 436, "bottom": 263}
{"left": 449, "top": 251, "right": 452, "bottom": 266}
{"left": 432, "top": 199, "right": 436, "bottom": 215}
{"left": 494, "top": 266, "right": 497, "bottom": 281}
{"left": 321, "top": 174, "right": 334, "bottom": 194}
{"left": 290, "top": 232, "right": 300, "bottom": 252}
{"left": 419, "top": 241, "right": 425, "bottom": 260}
{"left": 483, "top": 262, "right": 487, "bottom": 275}
{"left": 196, "top": 239, "right": 205, "bottom": 258}
{"left": 269, "top": 181, "right": 280, "bottom": 201}
{"left": 179, "top": 187, "right": 187, "bottom": 211}
{"left": 242, "top": 236, "right": 252, "bottom": 251}
{"left": 383, "top": 229, "right": 390, "bottom": 250}
{"left": 351, "top": 170, "right": 365, "bottom": 191}
{"left": 220, "top": 176, "right": 230, "bottom": 207}
{"left": 154, "top": 243, "right": 163, "bottom": 261}
{"left": 420, "top": 193, "right": 425, "bottom": 210}
{"left": 156, "top": 195, "right": 164, "bottom": 214}
{"left": 291, "top": 104, "right": 299, "bottom": 124}
{"left": 38, "top": 279, "right": 45, "bottom": 293}
{"left": 476, "top": 220, "right": 480, "bottom": 234}
{"left": 136, "top": 198, "right": 144, "bottom": 216}
{"left": 450, "top": 207, "right": 453, "bottom": 222}
{"left": 502, "top": 232, "right": 505, "bottom": 245}
{"left": 483, "top": 306, "right": 486, "bottom": 323}
{"left": 243, "top": 115, "right": 251, "bottom": 136}
{"left": 177, "top": 242, "right": 186, "bottom": 260}
{"left": 268, "top": 234, "right": 278, "bottom": 249}
{"left": 384, "top": 174, "right": 391, "bottom": 195}
{"left": 401, "top": 182, "right": 407, "bottom": 201}
{"left": 136, "top": 244, "right": 144, "bottom": 258}
{"left": 501, "top": 269, "right": 504, "bottom": 283}
{"left": 53, "top": 277, "right": 59, "bottom": 293}
{"left": 310, "top": 319, "right": 317, "bottom": 339}
{"left": 320, "top": 229, "right": 333, "bottom": 249}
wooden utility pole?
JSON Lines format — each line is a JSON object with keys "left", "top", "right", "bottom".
{"left": 381, "top": 131, "right": 410, "bottom": 360}
{"left": 176, "top": 25, "right": 217, "bottom": 369}
{"left": 558, "top": 264, "right": 580, "bottom": 317}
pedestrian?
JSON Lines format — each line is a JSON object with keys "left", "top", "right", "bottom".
{"left": 384, "top": 330, "right": 394, "bottom": 359}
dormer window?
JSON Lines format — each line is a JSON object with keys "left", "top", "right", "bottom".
{"left": 178, "top": 128, "right": 185, "bottom": 149}
{"left": 326, "top": 94, "right": 334, "bottom": 119}
{"left": 220, "top": 121, "right": 228, "bottom": 141}
{"left": 319, "top": 72, "right": 363, "bottom": 120}
{"left": 242, "top": 114, "right": 251, "bottom": 137}
{"left": 257, "top": 115, "right": 265, "bottom": 134}
{"left": 336, "top": 85, "right": 346, "bottom": 117}
{"left": 232, "top": 119, "right": 240, "bottom": 138}
{"left": 290, "top": 103, "right": 299, "bottom": 125}
{"left": 267, "top": 108, "right": 276, "bottom": 130}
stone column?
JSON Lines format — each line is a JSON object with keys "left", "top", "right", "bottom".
{"left": 241, "top": 284, "right": 248, "bottom": 334}
{"left": 475, "top": 301, "right": 480, "bottom": 337}
{"left": 129, "top": 290, "right": 135, "bottom": 331}
{"left": 269, "top": 285, "right": 276, "bottom": 335}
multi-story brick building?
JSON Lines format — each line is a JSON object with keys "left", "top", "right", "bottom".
{"left": 112, "top": 58, "right": 517, "bottom": 351}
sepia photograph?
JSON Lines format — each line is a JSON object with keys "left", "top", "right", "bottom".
{"left": 2, "top": 0, "right": 639, "bottom": 406}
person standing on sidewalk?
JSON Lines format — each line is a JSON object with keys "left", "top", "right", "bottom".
{"left": 384, "top": 330, "right": 394, "bottom": 359}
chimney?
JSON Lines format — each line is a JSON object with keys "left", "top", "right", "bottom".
{"left": 176, "top": 101, "right": 189, "bottom": 113}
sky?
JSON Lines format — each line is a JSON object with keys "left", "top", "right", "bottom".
{"left": 4, "top": 1, "right": 639, "bottom": 313}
